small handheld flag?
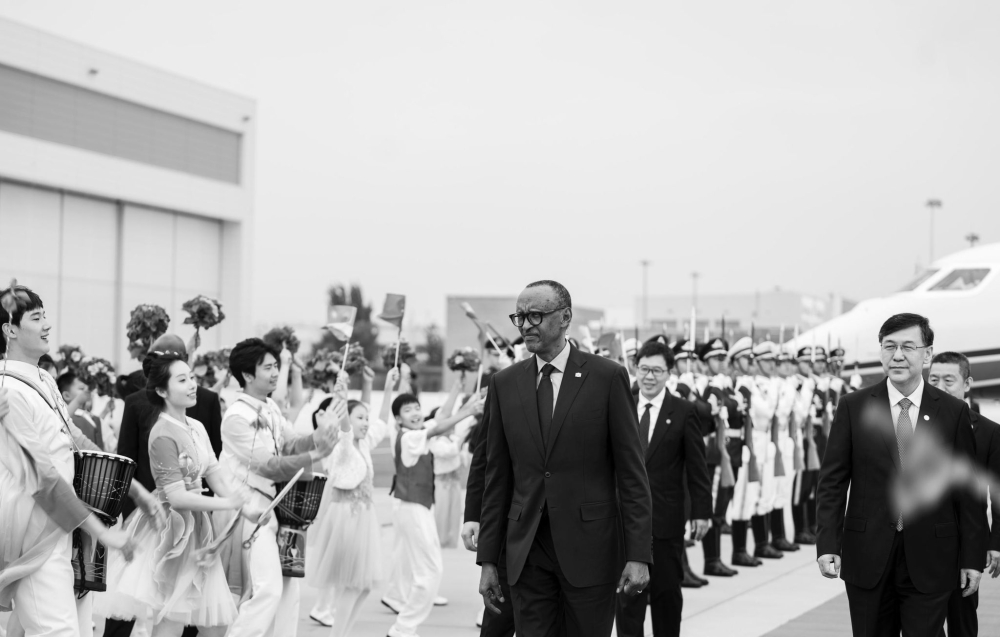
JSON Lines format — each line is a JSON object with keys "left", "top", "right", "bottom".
{"left": 378, "top": 294, "right": 406, "bottom": 328}
{"left": 325, "top": 305, "right": 358, "bottom": 341}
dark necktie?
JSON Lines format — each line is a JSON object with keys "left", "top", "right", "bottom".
{"left": 537, "top": 364, "right": 556, "bottom": 447}
{"left": 639, "top": 403, "right": 652, "bottom": 453}
{"left": 895, "top": 397, "right": 913, "bottom": 531}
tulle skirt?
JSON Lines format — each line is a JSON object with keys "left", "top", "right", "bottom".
{"left": 307, "top": 480, "right": 382, "bottom": 591}
{"left": 94, "top": 504, "right": 237, "bottom": 627}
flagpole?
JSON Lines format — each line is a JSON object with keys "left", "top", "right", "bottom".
{"left": 475, "top": 363, "right": 483, "bottom": 394}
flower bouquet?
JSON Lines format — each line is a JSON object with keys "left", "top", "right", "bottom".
{"left": 382, "top": 340, "right": 415, "bottom": 369}
{"left": 262, "top": 326, "right": 300, "bottom": 355}
{"left": 305, "top": 345, "right": 367, "bottom": 388}
{"left": 447, "top": 347, "right": 481, "bottom": 380}
{"left": 126, "top": 304, "right": 170, "bottom": 354}
{"left": 182, "top": 295, "right": 226, "bottom": 332}
{"left": 54, "top": 344, "right": 86, "bottom": 373}
{"left": 77, "top": 357, "right": 117, "bottom": 397}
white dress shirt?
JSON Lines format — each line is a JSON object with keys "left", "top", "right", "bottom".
{"left": 535, "top": 340, "right": 572, "bottom": 414}
{"left": 637, "top": 388, "right": 666, "bottom": 443}
{"left": 887, "top": 377, "right": 924, "bottom": 431}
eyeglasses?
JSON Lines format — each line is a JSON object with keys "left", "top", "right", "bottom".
{"left": 880, "top": 342, "right": 928, "bottom": 355}
{"left": 509, "top": 306, "right": 568, "bottom": 327}
{"left": 637, "top": 366, "right": 668, "bottom": 377}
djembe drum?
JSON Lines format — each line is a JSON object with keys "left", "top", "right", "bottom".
{"left": 273, "top": 474, "right": 327, "bottom": 578}
{"left": 72, "top": 450, "right": 136, "bottom": 596}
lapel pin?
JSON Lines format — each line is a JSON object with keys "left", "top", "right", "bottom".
{"left": 923, "top": 415, "right": 929, "bottom": 421}
{"left": 575, "top": 372, "right": 582, "bottom": 378}
{"left": 666, "top": 419, "right": 671, "bottom": 425}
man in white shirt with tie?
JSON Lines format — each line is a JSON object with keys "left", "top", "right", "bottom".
{"left": 615, "top": 340, "right": 712, "bottom": 637}
{"left": 816, "top": 313, "right": 987, "bottom": 637}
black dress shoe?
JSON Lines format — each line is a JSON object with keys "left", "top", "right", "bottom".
{"left": 692, "top": 572, "right": 709, "bottom": 586}
{"left": 719, "top": 522, "right": 732, "bottom": 535}
{"left": 731, "top": 551, "right": 761, "bottom": 567}
{"left": 794, "top": 532, "right": 817, "bottom": 545}
{"left": 754, "top": 544, "right": 784, "bottom": 559}
{"left": 704, "top": 560, "right": 738, "bottom": 577}
{"left": 773, "top": 538, "right": 800, "bottom": 552}
{"left": 681, "top": 573, "right": 705, "bottom": 588}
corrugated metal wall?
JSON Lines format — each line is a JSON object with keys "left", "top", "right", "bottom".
{"left": 0, "top": 63, "right": 242, "bottom": 184}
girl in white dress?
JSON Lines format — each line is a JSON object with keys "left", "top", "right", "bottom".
{"left": 95, "top": 354, "right": 265, "bottom": 636}
{"left": 306, "top": 371, "right": 395, "bottom": 635}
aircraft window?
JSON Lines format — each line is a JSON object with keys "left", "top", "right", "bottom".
{"left": 928, "top": 268, "right": 991, "bottom": 291}
{"left": 898, "top": 269, "right": 939, "bottom": 292}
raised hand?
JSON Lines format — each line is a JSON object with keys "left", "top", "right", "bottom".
{"left": 362, "top": 365, "right": 375, "bottom": 386}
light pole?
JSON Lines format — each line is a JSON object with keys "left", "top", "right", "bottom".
{"left": 639, "top": 260, "right": 650, "bottom": 327}
{"left": 926, "top": 199, "right": 942, "bottom": 263}
{"left": 691, "top": 271, "right": 699, "bottom": 312}
{"left": 965, "top": 232, "right": 980, "bottom": 248}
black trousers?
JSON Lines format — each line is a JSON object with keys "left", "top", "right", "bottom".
{"left": 481, "top": 546, "right": 516, "bottom": 637}
{"left": 844, "top": 532, "right": 951, "bottom": 637}
{"left": 941, "top": 586, "right": 978, "bottom": 637}
{"left": 616, "top": 537, "right": 683, "bottom": 637}
{"left": 102, "top": 620, "right": 198, "bottom": 637}
{"left": 510, "top": 513, "right": 616, "bottom": 637}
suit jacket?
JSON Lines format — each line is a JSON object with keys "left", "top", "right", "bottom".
{"left": 117, "top": 384, "right": 222, "bottom": 518}
{"left": 971, "top": 410, "right": 1000, "bottom": 552}
{"left": 464, "top": 405, "right": 491, "bottom": 524}
{"left": 816, "top": 379, "right": 987, "bottom": 594}
{"left": 642, "top": 391, "right": 713, "bottom": 539}
{"left": 476, "top": 346, "right": 653, "bottom": 588}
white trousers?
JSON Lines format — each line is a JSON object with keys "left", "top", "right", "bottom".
{"left": 9, "top": 533, "right": 81, "bottom": 637}
{"left": 432, "top": 478, "right": 463, "bottom": 549}
{"left": 226, "top": 515, "right": 300, "bottom": 637}
{"left": 772, "top": 436, "right": 796, "bottom": 510}
{"left": 732, "top": 432, "right": 775, "bottom": 520}
{"left": 388, "top": 501, "right": 443, "bottom": 636}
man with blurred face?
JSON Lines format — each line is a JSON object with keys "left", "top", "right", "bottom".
{"left": 816, "top": 314, "right": 987, "bottom": 637}
{"left": 615, "top": 341, "right": 712, "bottom": 637}
{"left": 929, "top": 351, "right": 1000, "bottom": 637}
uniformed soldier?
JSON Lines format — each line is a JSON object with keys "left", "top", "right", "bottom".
{"left": 696, "top": 338, "right": 745, "bottom": 575}
{"left": 791, "top": 346, "right": 822, "bottom": 545}
{"left": 770, "top": 349, "right": 801, "bottom": 552}
{"left": 729, "top": 338, "right": 783, "bottom": 563}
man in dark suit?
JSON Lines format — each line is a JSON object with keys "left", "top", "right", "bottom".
{"left": 615, "top": 340, "right": 712, "bottom": 637}
{"left": 462, "top": 406, "right": 516, "bottom": 637}
{"left": 103, "top": 333, "right": 222, "bottom": 637}
{"left": 928, "top": 351, "right": 1000, "bottom": 637}
{"left": 816, "top": 313, "right": 987, "bottom": 637}
{"left": 477, "top": 280, "right": 652, "bottom": 637}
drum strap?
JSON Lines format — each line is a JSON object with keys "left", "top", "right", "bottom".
{"left": 0, "top": 369, "right": 81, "bottom": 453}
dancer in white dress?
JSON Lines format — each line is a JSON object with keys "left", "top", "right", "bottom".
{"left": 307, "top": 369, "right": 396, "bottom": 631}
{"left": 95, "top": 354, "right": 266, "bottom": 637}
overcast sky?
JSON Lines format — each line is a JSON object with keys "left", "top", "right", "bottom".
{"left": 2, "top": 1, "right": 999, "bottom": 327}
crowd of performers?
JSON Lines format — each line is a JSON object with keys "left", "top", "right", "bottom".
{"left": 0, "top": 283, "right": 488, "bottom": 637}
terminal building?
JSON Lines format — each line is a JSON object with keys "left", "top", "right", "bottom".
{"left": 0, "top": 18, "right": 255, "bottom": 371}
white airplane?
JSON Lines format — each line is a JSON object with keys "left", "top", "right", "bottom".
{"left": 788, "top": 241, "right": 1000, "bottom": 399}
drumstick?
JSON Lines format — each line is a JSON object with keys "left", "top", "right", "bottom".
{"left": 242, "top": 468, "right": 305, "bottom": 548}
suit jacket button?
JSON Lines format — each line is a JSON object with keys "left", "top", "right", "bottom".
{"left": 545, "top": 472, "right": 551, "bottom": 478}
